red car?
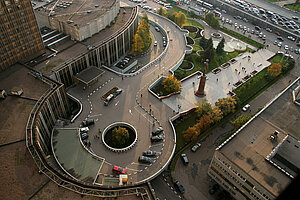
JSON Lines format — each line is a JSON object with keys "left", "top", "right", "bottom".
{"left": 274, "top": 31, "right": 280, "bottom": 36}
{"left": 112, "top": 166, "right": 127, "bottom": 174}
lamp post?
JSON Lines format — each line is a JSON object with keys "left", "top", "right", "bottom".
{"left": 195, "top": 59, "right": 209, "bottom": 97}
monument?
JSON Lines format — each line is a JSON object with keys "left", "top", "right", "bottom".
{"left": 195, "top": 59, "right": 209, "bottom": 97}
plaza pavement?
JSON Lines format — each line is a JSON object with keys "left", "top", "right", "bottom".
{"left": 162, "top": 48, "right": 275, "bottom": 112}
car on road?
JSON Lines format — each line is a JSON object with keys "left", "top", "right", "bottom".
{"left": 181, "top": 154, "right": 189, "bottom": 165}
{"left": 152, "top": 126, "right": 163, "bottom": 136}
{"left": 138, "top": 156, "right": 152, "bottom": 164}
{"left": 174, "top": 180, "right": 185, "bottom": 194}
{"left": 163, "top": 40, "right": 167, "bottom": 47}
{"left": 112, "top": 166, "right": 127, "bottom": 174}
{"left": 287, "top": 36, "right": 295, "bottom": 41}
{"left": 113, "top": 88, "right": 122, "bottom": 97}
{"left": 143, "top": 150, "right": 157, "bottom": 157}
{"left": 151, "top": 134, "right": 163, "bottom": 143}
{"left": 155, "top": 26, "right": 160, "bottom": 32}
{"left": 191, "top": 143, "right": 201, "bottom": 152}
{"left": 154, "top": 41, "right": 157, "bottom": 46}
{"left": 242, "top": 104, "right": 250, "bottom": 112}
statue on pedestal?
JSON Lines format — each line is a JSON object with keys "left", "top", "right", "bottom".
{"left": 195, "top": 59, "right": 209, "bottom": 97}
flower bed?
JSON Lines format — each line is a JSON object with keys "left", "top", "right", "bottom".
{"left": 102, "top": 86, "right": 118, "bottom": 99}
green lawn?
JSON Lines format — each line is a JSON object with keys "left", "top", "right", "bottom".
{"left": 284, "top": 3, "right": 300, "bottom": 12}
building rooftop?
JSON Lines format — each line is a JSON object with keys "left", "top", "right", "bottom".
{"left": 35, "top": 6, "right": 134, "bottom": 76}
{"left": 218, "top": 78, "right": 300, "bottom": 196}
{"left": 0, "top": 64, "right": 50, "bottom": 145}
{"left": 40, "top": 0, "right": 117, "bottom": 28}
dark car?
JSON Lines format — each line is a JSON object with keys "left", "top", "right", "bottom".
{"left": 277, "top": 36, "right": 284, "bottom": 41}
{"left": 151, "top": 134, "right": 163, "bottom": 143}
{"left": 174, "top": 180, "right": 185, "bottom": 194}
{"left": 113, "top": 88, "right": 122, "bottom": 97}
{"left": 81, "top": 132, "right": 88, "bottom": 140}
{"left": 181, "top": 154, "right": 189, "bottom": 165}
{"left": 143, "top": 150, "right": 157, "bottom": 157}
{"left": 138, "top": 156, "right": 152, "bottom": 164}
{"left": 152, "top": 126, "right": 163, "bottom": 136}
{"left": 82, "top": 119, "right": 95, "bottom": 127}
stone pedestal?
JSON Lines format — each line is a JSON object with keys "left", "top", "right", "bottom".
{"left": 195, "top": 75, "right": 206, "bottom": 97}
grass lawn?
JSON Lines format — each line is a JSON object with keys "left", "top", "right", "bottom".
{"left": 284, "top": 3, "right": 300, "bottom": 12}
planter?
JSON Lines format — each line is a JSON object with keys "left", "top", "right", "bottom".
{"left": 102, "top": 122, "right": 137, "bottom": 152}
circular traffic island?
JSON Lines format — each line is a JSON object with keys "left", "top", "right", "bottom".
{"left": 102, "top": 122, "right": 137, "bottom": 152}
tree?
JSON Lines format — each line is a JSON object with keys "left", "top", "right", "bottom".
{"left": 231, "top": 114, "right": 251, "bottom": 131}
{"left": 157, "top": 6, "right": 167, "bottom": 16}
{"left": 182, "top": 126, "right": 199, "bottom": 142}
{"left": 268, "top": 63, "right": 282, "bottom": 77}
{"left": 195, "top": 114, "right": 212, "bottom": 132}
{"left": 175, "top": 11, "right": 187, "bottom": 27}
{"left": 201, "top": 38, "right": 214, "bottom": 62}
{"left": 209, "top": 107, "right": 223, "bottom": 123}
{"left": 216, "top": 37, "right": 225, "bottom": 54}
{"left": 163, "top": 75, "right": 182, "bottom": 94}
{"left": 199, "top": 36, "right": 207, "bottom": 49}
{"left": 204, "top": 13, "right": 220, "bottom": 29}
{"left": 215, "top": 97, "right": 237, "bottom": 116}
{"left": 131, "top": 33, "right": 144, "bottom": 53}
{"left": 195, "top": 99, "right": 213, "bottom": 117}
{"left": 111, "top": 126, "right": 130, "bottom": 147}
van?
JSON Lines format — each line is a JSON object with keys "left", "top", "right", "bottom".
{"left": 104, "top": 94, "right": 114, "bottom": 106}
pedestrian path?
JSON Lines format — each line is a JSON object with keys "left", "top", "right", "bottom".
{"left": 162, "top": 49, "right": 275, "bottom": 111}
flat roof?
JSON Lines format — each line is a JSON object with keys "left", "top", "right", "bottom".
{"left": 41, "top": 0, "right": 117, "bottom": 27}
{"left": 0, "top": 64, "right": 50, "bottom": 145}
{"left": 219, "top": 78, "right": 300, "bottom": 196}
{"left": 74, "top": 66, "right": 105, "bottom": 84}
{"left": 36, "top": 7, "right": 133, "bottom": 76}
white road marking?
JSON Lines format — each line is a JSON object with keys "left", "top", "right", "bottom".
{"left": 89, "top": 113, "right": 102, "bottom": 118}
{"left": 129, "top": 109, "right": 132, "bottom": 115}
{"left": 115, "top": 101, "right": 119, "bottom": 106}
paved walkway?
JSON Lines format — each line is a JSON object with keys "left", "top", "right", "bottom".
{"left": 162, "top": 48, "right": 275, "bottom": 111}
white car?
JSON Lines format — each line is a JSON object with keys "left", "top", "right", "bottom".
{"left": 154, "top": 41, "right": 157, "bottom": 46}
{"left": 80, "top": 127, "right": 89, "bottom": 132}
{"left": 284, "top": 45, "right": 289, "bottom": 50}
{"left": 191, "top": 143, "right": 201, "bottom": 152}
{"left": 242, "top": 104, "right": 250, "bottom": 112}
{"left": 287, "top": 36, "right": 295, "bottom": 41}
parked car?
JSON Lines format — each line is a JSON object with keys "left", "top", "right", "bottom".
{"left": 274, "top": 31, "right": 280, "bottom": 36}
{"left": 174, "top": 180, "right": 185, "bottom": 194}
{"left": 152, "top": 126, "right": 163, "bottom": 136}
{"left": 273, "top": 40, "right": 278, "bottom": 45}
{"left": 113, "top": 88, "right": 122, "bottom": 97}
{"left": 163, "top": 40, "right": 167, "bottom": 47}
{"left": 82, "top": 119, "right": 95, "bottom": 127}
{"left": 287, "top": 36, "right": 295, "bottom": 41}
{"left": 151, "top": 134, "right": 163, "bottom": 143}
{"left": 277, "top": 36, "right": 284, "bottom": 41}
{"left": 138, "top": 156, "right": 152, "bottom": 163}
{"left": 112, "top": 166, "right": 127, "bottom": 174}
{"left": 284, "top": 45, "right": 289, "bottom": 50}
{"left": 191, "top": 143, "right": 201, "bottom": 152}
{"left": 81, "top": 132, "right": 88, "bottom": 140}
{"left": 80, "top": 127, "right": 89, "bottom": 133}
{"left": 143, "top": 150, "right": 157, "bottom": 157}
{"left": 266, "top": 28, "right": 272, "bottom": 33}
{"left": 181, "top": 154, "right": 189, "bottom": 165}
{"left": 155, "top": 26, "right": 160, "bottom": 32}
{"left": 242, "top": 104, "right": 250, "bottom": 112}
{"left": 104, "top": 94, "right": 114, "bottom": 106}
